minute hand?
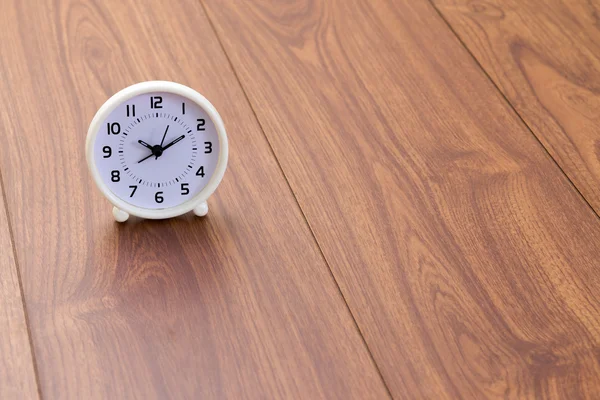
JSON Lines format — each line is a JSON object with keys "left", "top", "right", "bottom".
{"left": 161, "top": 135, "right": 185, "bottom": 152}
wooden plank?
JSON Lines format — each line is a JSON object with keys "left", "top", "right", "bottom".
{"left": 0, "top": 0, "right": 390, "bottom": 398}
{"left": 203, "top": 0, "right": 600, "bottom": 398}
{"left": 432, "top": 0, "right": 600, "bottom": 216}
{"left": 0, "top": 182, "right": 39, "bottom": 398}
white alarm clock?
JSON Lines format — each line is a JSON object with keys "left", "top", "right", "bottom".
{"left": 86, "top": 81, "right": 228, "bottom": 222}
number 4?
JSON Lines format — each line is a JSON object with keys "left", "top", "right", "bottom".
{"left": 196, "top": 166, "right": 205, "bottom": 177}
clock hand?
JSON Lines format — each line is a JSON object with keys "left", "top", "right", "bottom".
{"left": 138, "top": 140, "right": 153, "bottom": 150}
{"left": 159, "top": 125, "right": 170, "bottom": 147}
{"left": 157, "top": 125, "right": 170, "bottom": 159}
{"left": 160, "top": 135, "right": 185, "bottom": 152}
{"left": 137, "top": 152, "right": 155, "bottom": 163}
{"left": 136, "top": 134, "right": 183, "bottom": 164}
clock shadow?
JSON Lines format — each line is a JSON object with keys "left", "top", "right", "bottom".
{"left": 97, "top": 212, "right": 234, "bottom": 308}
{"left": 68, "top": 212, "right": 237, "bottom": 362}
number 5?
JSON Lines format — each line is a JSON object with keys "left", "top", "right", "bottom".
{"left": 181, "top": 183, "right": 189, "bottom": 195}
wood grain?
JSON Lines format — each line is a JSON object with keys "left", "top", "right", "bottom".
{"left": 0, "top": 181, "right": 39, "bottom": 398}
{"left": 0, "top": 0, "right": 390, "bottom": 398}
{"left": 432, "top": 0, "right": 600, "bottom": 217}
{"left": 203, "top": 0, "right": 600, "bottom": 398}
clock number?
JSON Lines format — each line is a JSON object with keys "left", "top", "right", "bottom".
{"left": 126, "top": 104, "right": 136, "bottom": 117}
{"left": 150, "top": 96, "right": 163, "bottom": 109}
{"left": 102, "top": 146, "right": 112, "bottom": 158}
{"left": 196, "top": 166, "right": 205, "bottom": 177}
{"left": 204, "top": 142, "right": 212, "bottom": 153}
{"left": 181, "top": 183, "right": 189, "bottom": 195}
{"left": 111, "top": 170, "right": 120, "bottom": 182}
{"left": 182, "top": 102, "right": 186, "bottom": 115}
{"left": 129, "top": 185, "right": 137, "bottom": 197}
{"left": 107, "top": 122, "right": 120, "bottom": 135}
{"left": 155, "top": 191, "right": 164, "bottom": 203}
{"left": 196, "top": 118, "right": 205, "bottom": 131}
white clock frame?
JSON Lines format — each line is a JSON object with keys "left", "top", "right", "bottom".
{"left": 85, "top": 81, "right": 228, "bottom": 222}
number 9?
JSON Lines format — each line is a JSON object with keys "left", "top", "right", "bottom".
{"left": 103, "top": 146, "right": 112, "bottom": 158}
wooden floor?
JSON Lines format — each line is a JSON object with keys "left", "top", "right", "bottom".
{"left": 1, "top": 0, "right": 600, "bottom": 398}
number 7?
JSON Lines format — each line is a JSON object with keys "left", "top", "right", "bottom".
{"left": 129, "top": 185, "right": 137, "bottom": 197}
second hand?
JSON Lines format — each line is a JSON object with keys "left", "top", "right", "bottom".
{"left": 157, "top": 125, "right": 170, "bottom": 159}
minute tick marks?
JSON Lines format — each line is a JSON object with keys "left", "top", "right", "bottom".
{"left": 94, "top": 89, "right": 220, "bottom": 210}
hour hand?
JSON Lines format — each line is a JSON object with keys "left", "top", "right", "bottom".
{"left": 138, "top": 140, "right": 153, "bottom": 150}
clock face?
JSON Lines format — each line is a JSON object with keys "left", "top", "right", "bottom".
{"left": 93, "top": 92, "right": 220, "bottom": 209}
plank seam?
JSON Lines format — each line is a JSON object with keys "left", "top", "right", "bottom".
{"left": 427, "top": 0, "right": 600, "bottom": 223}
{"left": 197, "top": 1, "right": 393, "bottom": 397}
{"left": 0, "top": 169, "right": 43, "bottom": 400}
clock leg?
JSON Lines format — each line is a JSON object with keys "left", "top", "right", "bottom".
{"left": 112, "top": 207, "right": 130, "bottom": 222}
{"left": 193, "top": 201, "right": 209, "bottom": 217}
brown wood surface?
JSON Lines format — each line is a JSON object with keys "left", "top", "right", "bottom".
{"left": 0, "top": 181, "right": 39, "bottom": 398}
{"left": 0, "top": 0, "right": 390, "bottom": 398}
{"left": 432, "top": 0, "right": 600, "bottom": 217}
{"left": 203, "top": 0, "right": 600, "bottom": 398}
